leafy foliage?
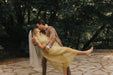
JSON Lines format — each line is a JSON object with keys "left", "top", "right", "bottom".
{"left": 0, "top": 0, "right": 113, "bottom": 57}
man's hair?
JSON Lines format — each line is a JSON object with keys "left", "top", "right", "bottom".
{"left": 37, "top": 19, "right": 45, "bottom": 25}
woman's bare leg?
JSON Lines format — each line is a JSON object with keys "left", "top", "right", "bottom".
{"left": 65, "top": 47, "right": 93, "bottom": 56}
{"left": 77, "top": 47, "right": 93, "bottom": 56}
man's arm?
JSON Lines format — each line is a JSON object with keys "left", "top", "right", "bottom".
{"left": 46, "top": 28, "right": 56, "bottom": 48}
{"left": 44, "top": 28, "right": 56, "bottom": 53}
{"left": 56, "top": 34, "right": 63, "bottom": 47}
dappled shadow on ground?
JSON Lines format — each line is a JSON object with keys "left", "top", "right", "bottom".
{"left": 0, "top": 50, "right": 113, "bottom": 75}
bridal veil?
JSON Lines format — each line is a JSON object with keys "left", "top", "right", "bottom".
{"left": 29, "top": 30, "right": 42, "bottom": 71}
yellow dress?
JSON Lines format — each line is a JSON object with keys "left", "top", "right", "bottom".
{"left": 38, "top": 33, "right": 78, "bottom": 72}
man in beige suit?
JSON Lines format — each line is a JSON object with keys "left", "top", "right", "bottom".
{"left": 36, "top": 19, "right": 71, "bottom": 75}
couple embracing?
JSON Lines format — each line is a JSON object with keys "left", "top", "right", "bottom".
{"left": 29, "top": 19, "right": 93, "bottom": 75}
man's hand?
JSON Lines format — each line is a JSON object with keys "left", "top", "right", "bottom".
{"left": 45, "top": 47, "right": 49, "bottom": 53}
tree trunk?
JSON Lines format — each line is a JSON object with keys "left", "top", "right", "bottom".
{"left": 76, "top": 34, "right": 80, "bottom": 49}
{"left": 43, "top": 10, "right": 47, "bottom": 22}
{"left": 36, "top": 8, "right": 42, "bottom": 20}
{"left": 49, "top": 10, "right": 56, "bottom": 25}
{"left": 28, "top": 8, "right": 30, "bottom": 25}
{"left": 82, "top": 24, "right": 106, "bottom": 50}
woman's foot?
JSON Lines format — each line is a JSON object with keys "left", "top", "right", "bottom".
{"left": 85, "top": 47, "right": 93, "bottom": 57}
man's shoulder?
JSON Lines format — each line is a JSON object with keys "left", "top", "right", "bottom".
{"left": 48, "top": 26, "right": 54, "bottom": 28}
{"left": 48, "top": 26, "right": 55, "bottom": 30}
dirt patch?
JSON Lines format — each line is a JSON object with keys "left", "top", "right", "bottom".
{"left": 0, "top": 57, "right": 28, "bottom": 65}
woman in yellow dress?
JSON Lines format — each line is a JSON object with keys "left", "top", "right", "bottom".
{"left": 32, "top": 28, "right": 93, "bottom": 75}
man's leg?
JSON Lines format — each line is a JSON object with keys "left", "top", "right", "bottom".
{"left": 42, "top": 57, "right": 47, "bottom": 75}
{"left": 67, "top": 67, "right": 71, "bottom": 75}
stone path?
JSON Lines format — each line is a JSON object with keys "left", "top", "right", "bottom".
{"left": 1, "top": 50, "right": 113, "bottom": 75}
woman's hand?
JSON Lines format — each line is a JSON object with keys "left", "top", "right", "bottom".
{"left": 32, "top": 37, "right": 37, "bottom": 44}
{"left": 41, "top": 44, "right": 46, "bottom": 50}
{"left": 42, "top": 44, "right": 49, "bottom": 53}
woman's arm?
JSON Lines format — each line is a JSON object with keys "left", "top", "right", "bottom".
{"left": 32, "top": 37, "right": 46, "bottom": 49}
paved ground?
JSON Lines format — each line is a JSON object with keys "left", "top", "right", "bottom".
{"left": 0, "top": 50, "right": 113, "bottom": 75}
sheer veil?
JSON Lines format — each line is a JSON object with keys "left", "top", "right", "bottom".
{"left": 29, "top": 30, "right": 42, "bottom": 71}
